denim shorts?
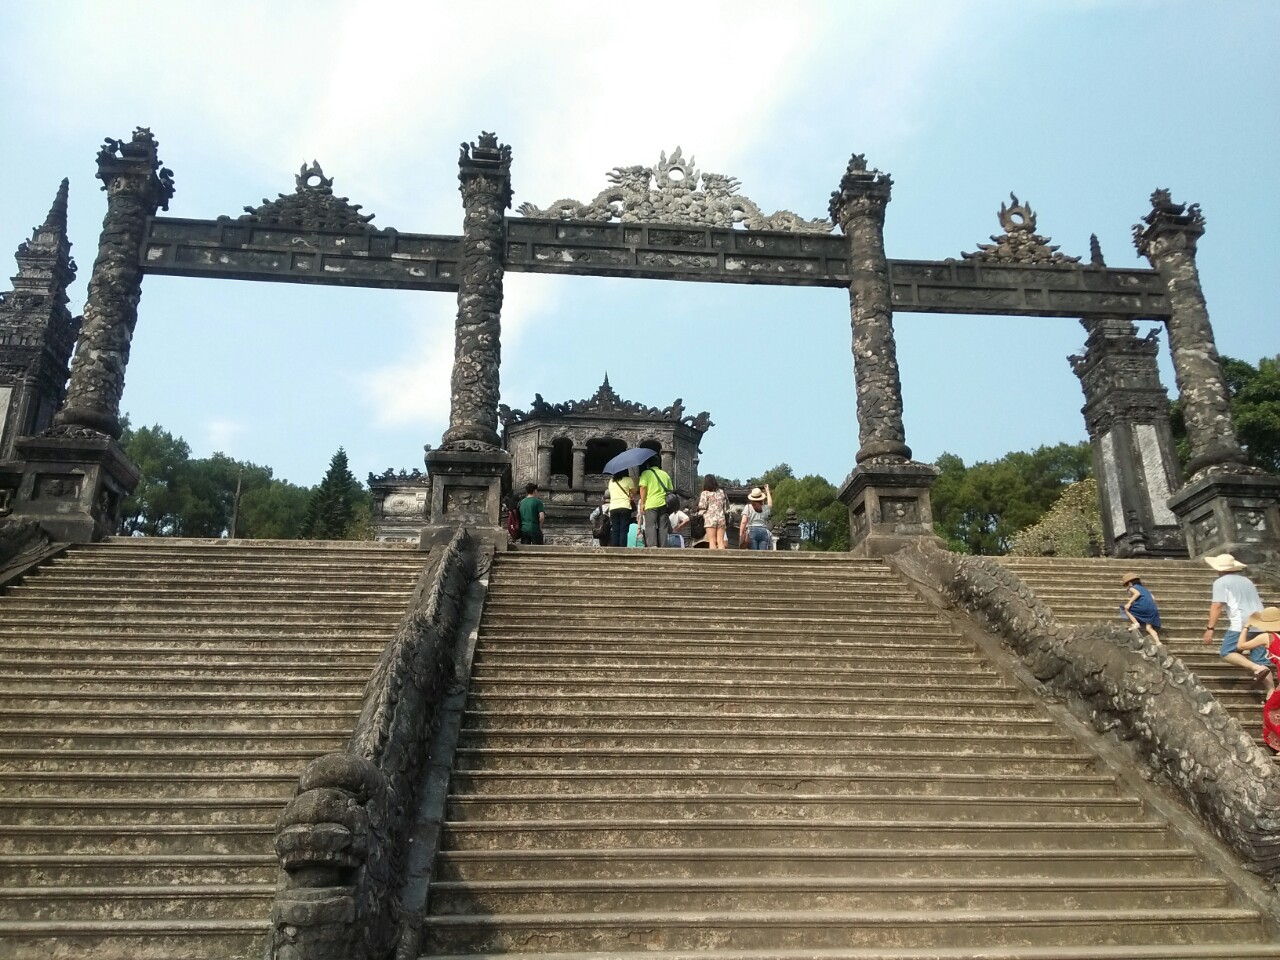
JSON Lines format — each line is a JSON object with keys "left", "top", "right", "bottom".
{"left": 1221, "top": 629, "right": 1269, "bottom": 667}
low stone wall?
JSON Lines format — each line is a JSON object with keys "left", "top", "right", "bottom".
{"left": 889, "top": 539, "right": 1280, "bottom": 883}
{"left": 265, "top": 528, "right": 487, "bottom": 960}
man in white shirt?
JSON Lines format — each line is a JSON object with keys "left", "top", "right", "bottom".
{"left": 1202, "top": 553, "right": 1274, "bottom": 695}
{"left": 666, "top": 508, "right": 690, "bottom": 548}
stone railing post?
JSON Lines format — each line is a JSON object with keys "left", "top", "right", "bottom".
{"left": 828, "top": 154, "right": 939, "bottom": 556}
{"left": 56, "top": 127, "right": 174, "bottom": 437}
{"left": 422, "top": 133, "right": 513, "bottom": 544}
{"left": 1134, "top": 190, "right": 1280, "bottom": 560}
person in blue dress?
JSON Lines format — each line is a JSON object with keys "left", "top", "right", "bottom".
{"left": 1121, "top": 572, "right": 1162, "bottom": 644}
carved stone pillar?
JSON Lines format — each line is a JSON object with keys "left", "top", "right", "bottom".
{"left": 571, "top": 446, "right": 585, "bottom": 490}
{"left": 56, "top": 128, "right": 173, "bottom": 437}
{"left": 1069, "top": 316, "right": 1187, "bottom": 558}
{"left": 6, "top": 131, "right": 170, "bottom": 542}
{"left": 441, "top": 131, "right": 511, "bottom": 451}
{"left": 423, "top": 133, "right": 513, "bottom": 543}
{"left": 1134, "top": 191, "right": 1280, "bottom": 560}
{"left": 660, "top": 449, "right": 674, "bottom": 480}
{"left": 829, "top": 154, "right": 940, "bottom": 556}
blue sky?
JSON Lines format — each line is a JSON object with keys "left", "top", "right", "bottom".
{"left": 1, "top": 1, "right": 1276, "bottom": 489}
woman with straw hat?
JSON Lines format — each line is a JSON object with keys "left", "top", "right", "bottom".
{"left": 1237, "top": 607, "right": 1280, "bottom": 749}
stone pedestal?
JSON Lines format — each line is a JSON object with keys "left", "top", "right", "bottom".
{"left": 368, "top": 471, "right": 431, "bottom": 545}
{"left": 421, "top": 448, "right": 510, "bottom": 547}
{"left": 6, "top": 432, "right": 140, "bottom": 542}
{"left": 838, "top": 460, "right": 942, "bottom": 558}
{"left": 1168, "top": 470, "right": 1280, "bottom": 563}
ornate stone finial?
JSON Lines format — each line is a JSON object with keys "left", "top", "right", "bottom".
{"left": 518, "top": 149, "right": 831, "bottom": 233}
{"left": 1089, "top": 233, "right": 1106, "bottom": 267}
{"left": 43, "top": 178, "right": 70, "bottom": 233}
{"left": 1132, "top": 187, "right": 1205, "bottom": 258}
{"left": 828, "top": 153, "right": 893, "bottom": 227}
{"left": 458, "top": 131, "right": 513, "bottom": 209}
{"left": 233, "top": 161, "right": 377, "bottom": 232}
{"left": 95, "top": 126, "right": 175, "bottom": 211}
{"left": 962, "top": 193, "right": 1080, "bottom": 264}
{"left": 8, "top": 179, "right": 77, "bottom": 300}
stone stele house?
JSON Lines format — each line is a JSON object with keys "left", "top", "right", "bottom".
{"left": 369, "top": 377, "right": 712, "bottom": 545}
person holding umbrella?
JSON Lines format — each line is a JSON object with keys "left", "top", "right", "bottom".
{"left": 638, "top": 455, "right": 676, "bottom": 548}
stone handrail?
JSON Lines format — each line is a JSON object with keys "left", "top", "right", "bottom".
{"left": 265, "top": 527, "right": 487, "bottom": 960}
{"left": 889, "top": 539, "right": 1280, "bottom": 882}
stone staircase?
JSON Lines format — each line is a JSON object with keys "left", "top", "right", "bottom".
{"left": 422, "top": 548, "right": 1280, "bottom": 959}
{"left": 0, "top": 537, "right": 428, "bottom": 960}
{"left": 999, "top": 556, "right": 1275, "bottom": 746}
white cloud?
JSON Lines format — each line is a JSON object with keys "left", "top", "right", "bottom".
{"left": 205, "top": 418, "right": 246, "bottom": 455}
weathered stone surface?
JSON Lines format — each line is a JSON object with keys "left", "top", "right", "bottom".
{"left": 55, "top": 128, "right": 173, "bottom": 439}
{"left": 962, "top": 194, "right": 1080, "bottom": 265}
{"left": 265, "top": 528, "right": 487, "bottom": 960}
{"left": 890, "top": 538, "right": 1280, "bottom": 882}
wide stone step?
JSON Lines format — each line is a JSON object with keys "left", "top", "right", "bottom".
{"left": 0, "top": 675, "right": 371, "bottom": 695}
{"left": 443, "top": 793, "right": 1147, "bottom": 824}
{"left": 448, "top": 769, "right": 1121, "bottom": 799}
{"left": 421, "top": 906, "right": 1267, "bottom": 952}
{"left": 0, "top": 729, "right": 346, "bottom": 752}
{"left": 0, "top": 823, "right": 275, "bottom": 856}
{"left": 12, "top": 580, "right": 416, "bottom": 599}
{"left": 462, "top": 690, "right": 1029, "bottom": 716}
{"left": 0, "top": 627, "right": 394, "bottom": 644}
{"left": 0, "top": 646, "right": 380, "bottom": 669}
{"left": 471, "top": 647, "right": 980, "bottom": 669}
{"left": 434, "top": 845, "right": 1204, "bottom": 882}
{"left": 0, "top": 770, "right": 296, "bottom": 800}
{"left": 0, "top": 853, "right": 276, "bottom": 887}
{"left": 454, "top": 744, "right": 1093, "bottom": 774}
{"left": 440, "top": 818, "right": 1172, "bottom": 852}
{"left": 0, "top": 691, "right": 362, "bottom": 712}
{"left": 483, "top": 592, "right": 935, "bottom": 611}
{"left": 428, "top": 874, "right": 1231, "bottom": 914}
{"left": 0, "top": 749, "right": 331, "bottom": 776}
{"left": 469, "top": 659, "right": 1002, "bottom": 681}
{"left": 0, "top": 660, "right": 374, "bottom": 681}
{"left": 426, "top": 947, "right": 1280, "bottom": 959}
{"left": 480, "top": 610, "right": 950, "bottom": 628}
{"left": 0, "top": 920, "right": 266, "bottom": 960}
{"left": 0, "top": 883, "right": 273, "bottom": 921}
{"left": 0, "top": 707, "right": 356, "bottom": 733}
{"left": 0, "top": 598, "right": 409, "bottom": 616}
{"left": 474, "top": 632, "right": 970, "bottom": 651}
{"left": 0, "top": 797, "right": 286, "bottom": 827}
{"left": 460, "top": 716, "right": 1049, "bottom": 737}
{"left": 0, "top": 613, "right": 405, "bottom": 631}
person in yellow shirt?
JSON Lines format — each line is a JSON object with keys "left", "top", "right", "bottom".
{"left": 637, "top": 457, "right": 675, "bottom": 548}
{"left": 605, "top": 471, "right": 636, "bottom": 547}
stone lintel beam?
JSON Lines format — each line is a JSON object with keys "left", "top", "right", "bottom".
{"left": 55, "top": 128, "right": 174, "bottom": 439}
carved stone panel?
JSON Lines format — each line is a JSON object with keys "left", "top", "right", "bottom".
{"left": 35, "top": 473, "right": 81, "bottom": 500}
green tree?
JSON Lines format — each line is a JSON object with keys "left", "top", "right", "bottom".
{"left": 749, "top": 463, "right": 795, "bottom": 488}
{"left": 1009, "top": 478, "right": 1102, "bottom": 557}
{"left": 1171, "top": 354, "right": 1280, "bottom": 472}
{"left": 300, "top": 448, "right": 367, "bottom": 540}
{"left": 236, "top": 481, "right": 312, "bottom": 539}
{"left": 772, "top": 473, "right": 849, "bottom": 551}
{"left": 931, "top": 442, "right": 1092, "bottom": 555}
{"left": 118, "top": 423, "right": 193, "bottom": 536}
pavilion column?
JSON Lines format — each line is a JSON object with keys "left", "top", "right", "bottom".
{"left": 536, "top": 444, "right": 552, "bottom": 488}
{"left": 571, "top": 446, "right": 585, "bottom": 490}
{"left": 56, "top": 128, "right": 174, "bottom": 437}
{"left": 423, "top": 133, "right": 513, "bottom": 543}
{"left": 828, "top": 154, "right": 940, "bottom": 556}
{"left": 1134, "top": 190, "right": 1280, "bottom": 560}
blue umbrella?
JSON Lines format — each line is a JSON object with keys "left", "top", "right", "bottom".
{"left": 601, "top": 447, "right": 659, "bottom": 476}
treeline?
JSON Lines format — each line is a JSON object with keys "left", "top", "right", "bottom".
{"left": 117, "top": 422, "right": 370, "bottom": 540}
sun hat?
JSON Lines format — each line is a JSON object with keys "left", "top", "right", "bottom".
{"left": 1246, "top": 607, "right": 1280, "bottom": 632}
{"left": 1203, "top": 553, "right": 1247, "bottom": 573}
{"left": 1121, "top": 572, "right": 1141, "bottom": 586}
{"left": 748, "top": 487, "right": 766, "bottom": 503}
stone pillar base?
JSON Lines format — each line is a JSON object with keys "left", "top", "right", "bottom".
{"left": 421, "top": 447, "right": 511, "bottom": 548}
{"left": 838, "top": 460, "right": 943, "bottom": 558}
{"left": 1168, "top": 469, "right": 1280, "bottom": 562}
{"left": 7, "top": 431, "right": 140, "bottom": 542}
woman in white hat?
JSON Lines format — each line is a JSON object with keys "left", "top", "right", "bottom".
{"left": 739, "top": 484, "right": 773, "bottom": 550}
{"left": 1237, "top": 607, "right": 1280, "bottom": 749}
{"left": 1202, "top": 553, "right": 1272, "bottom": 688}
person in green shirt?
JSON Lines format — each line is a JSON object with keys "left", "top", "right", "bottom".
{"left": 637, "top": 458, "right": 675, "bottom": 548}
{"left": 517, "top": 482, "right": 545, "bottom": 545}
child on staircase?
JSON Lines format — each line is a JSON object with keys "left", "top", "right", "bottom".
{"left": 1120, "top": 573, "right": 1162, "bottom": 644}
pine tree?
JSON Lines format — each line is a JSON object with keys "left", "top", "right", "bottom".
{"left": 300, "top": 447, "right": 362, "bottom": 539}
